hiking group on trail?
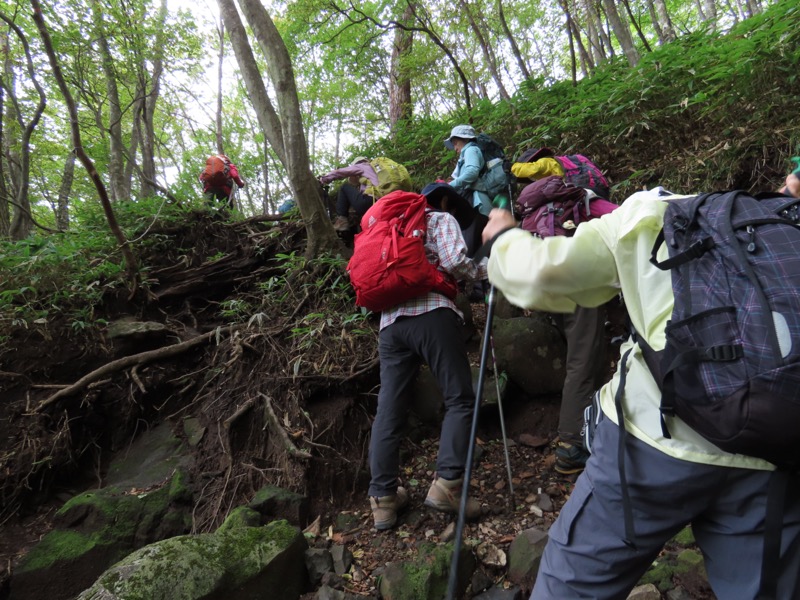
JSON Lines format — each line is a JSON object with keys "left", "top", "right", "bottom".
{"left": 337, "top": 127, "right": 800, "bottom": 600}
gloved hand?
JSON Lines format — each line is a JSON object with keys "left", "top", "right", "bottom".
{"left": 790, "top": 156, "right": 800, "bottom": 177}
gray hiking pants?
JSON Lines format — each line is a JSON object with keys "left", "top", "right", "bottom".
{"left": 555, "top": 304, "right": 607, "bottom": 444}
{"left": 532, "top": 418, "right": 800, "bottom": 599}
{"left": 368, "top": 308, "right": 474, "bottom": 497}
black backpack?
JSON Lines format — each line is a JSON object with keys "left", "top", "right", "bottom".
{"left": 648, "top": 190, "right": 800, "bottom": 467}
{"left": 630, "top": 189, "right": 800, "bottom": 600}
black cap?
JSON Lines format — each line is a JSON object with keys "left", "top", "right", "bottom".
{"left": 421, "top": 183, "right": 475, "bottom": 229}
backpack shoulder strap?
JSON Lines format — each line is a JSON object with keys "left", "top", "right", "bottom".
{"left": 649, "top": 194, "right": 717, "bottom": 270}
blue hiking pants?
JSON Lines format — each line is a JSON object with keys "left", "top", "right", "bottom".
{"left": 368, "top": 308, "right": 474, "bottom": 497}
{"left": 532, "top": 418, "right": 800, "bottom": 599}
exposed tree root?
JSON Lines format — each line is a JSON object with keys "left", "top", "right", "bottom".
{"left": 36, "top": 325, "right": 241, "bottom": 412}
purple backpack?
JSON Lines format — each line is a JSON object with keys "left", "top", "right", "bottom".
{"left": 517, "top": 147, "right": 610, "bottom": 199}
{"left": 555, "top": 154, "right": 610, "bottom": 200}
{"left": 516, "top": 176, "right": 617, "bottom": 238}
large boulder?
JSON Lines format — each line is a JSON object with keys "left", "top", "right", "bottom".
{"left": 491, "top": 316, "right": 566, "bottom": 396}
{"left": 77, "top": 518, "right": 308, "bottom": 600}
{"left": 9, "top": 423, "right": 195, "bottom": 600}
{"left": 9, "top": 473, "right": 192, "bottom": 600}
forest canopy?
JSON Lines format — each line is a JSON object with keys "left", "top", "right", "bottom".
{"left": 0, "top": 0, "right": 793, "bottom": 243}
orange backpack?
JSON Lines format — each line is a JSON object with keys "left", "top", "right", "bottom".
{"left": 201, "top": 155, "right": 231, "bottom": 188}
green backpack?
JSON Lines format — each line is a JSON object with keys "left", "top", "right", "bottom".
{"left": 365, "top": 157, "right": 413, "bottom": 199}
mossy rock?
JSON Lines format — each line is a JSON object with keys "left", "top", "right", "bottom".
{"left": 78, "top": 519, "right": 308, "bottom": 600}
{"left": 378, "top": 542, "right": 475, "bottom": 600}
{"left": 10, "top": 472, "right": 192, "bottom": 600}
{"left": 639, "top": 548, "right": 707, "bottom": 593}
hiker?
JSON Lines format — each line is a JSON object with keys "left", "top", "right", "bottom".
{"left": 276, "top": 198, "right": 295, "bottom": 214}
{"left": 444, "top": 124, "right": 494, "bottom": 301}
{"left": 199, "top": 154, "right": 245, "bottom": 208}
{"left": 319, "top": 157, "right": 376, "bottom": 232}
{"left": 515, "top": 176, "right": 619, "bottom": 474}
{"left": 480, "top": 177, "right": 800, "bottom": 599}
{"left": 444, "top": 124, "right": 493, "bottom": 217}
{"left": 319, "top": 156, "right": 412, "bottom": 232}
{"left": 367, "top": 182, "right": 487, "bottom": 530}
{"left": 512, "top": 146, "right": 610, "bottom": 200}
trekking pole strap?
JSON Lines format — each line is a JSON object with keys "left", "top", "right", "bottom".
{"left": 614, "top": 347, "right": 637, "bottom": 550}
{"left": 757, "top": 469, "right": 790, "bottom": 600}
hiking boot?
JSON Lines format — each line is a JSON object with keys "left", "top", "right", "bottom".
{"left": 554, "top": 441, "right": 590, "bottom": 475}
{"left": 333, "top": 215, "right": 350, "bottom": 232}
{"left": 369, "top": 486, "right": 409, "bottom": 530}
{"left": 424, "top": 475, "right": 481, "bottom": 520}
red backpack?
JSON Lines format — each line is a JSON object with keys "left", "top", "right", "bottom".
{"left": 347, "top": 191, "right": 458, "bottom": 312}
{"left": 517, "top": 176, "right": 617, "bottom": 238}
{"left": 201, "top": 155, "right": 231, "bottom": 188}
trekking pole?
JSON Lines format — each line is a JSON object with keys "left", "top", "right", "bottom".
{"left": 489, "top": 329, "right": 515, "bottom": 511}
{"left": 446, "top": 195, "right": 515, "bottom": 599}
{"left": 445, "top": 282, "right": 497, "bottom": 600}
{"left": 488, "top": 177, "right": 517, "bottom": 512}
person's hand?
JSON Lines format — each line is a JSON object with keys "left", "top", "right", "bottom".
{"left": 482, "top": 208, "right": 517, "bottom": 244}
{"left": 781, "top": 172, "right": 800, "bottom": 198}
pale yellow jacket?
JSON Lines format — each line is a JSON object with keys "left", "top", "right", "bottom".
{"left": 488, "top": 188, "right": 773, "bottom": 470}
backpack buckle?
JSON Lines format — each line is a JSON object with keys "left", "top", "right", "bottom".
{"left": 704, "top": 344, "right": 743, "bottom": 362}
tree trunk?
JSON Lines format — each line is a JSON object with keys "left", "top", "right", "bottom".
{"left": 558, "top": 0, "right": 579, "bottom": 84}
{"left": 217, "top": 0, "right": 287, "bottom": 166}
{"left": 652, "top": 0, "right": 676, "bottom": 42}
{"left": 215, "top": 17, "right": 225, "bottom": 153}
{"left": 570, "top": 13, "right": 593, "bottom": 77}
{"left": 582, "top": 0, "right": 608, "bottom": 65}
{"left": 331, "top": 1, "right": 473, "bottom": 114}
{"left": 457, "top": 0, "right": 511, "bottom": 101}
{"left": 645, "top": 0, "right": 665, "bottom": 44}
{"left": 138, "top": 0, "right": 167, "bottom": 198}
{"left": 261, "top": 137, "right": 270, "bottom": 214}
{"left": 90, "top": 0, "right": 126, "bottom": 202}
{"left": 601, "top": 0, "right": 639, "bottom": 66}
{"left": 32, "top": 0, "right": 139, "bottom": 289}
{"left": 230, "top": 0, "right": 341, "bottom": 257}
{"left": 694, "top": 0, "right": 707, "bottom": 21}
{"left": 0, "top": 87, "right": 8, "bottom": 238}
{"left": 55, "top": 151, "right": 75, "bottom": 230}
{"left": 620, "top": 0, "right": 652, "bottom": 52}
{"left": 497, "top": 0, "right": 531, "bottom": 82}
{"left": 745, "top": 0, "right": 761, "bottom": 17}
{"left": 702, "top": 0, "right": 717, "bottom": 29}
{"left": 1, "top": 12, "right": 45, "bottom": 241}
{"left": 389, "top": 4, "right": 413, "bottom": 132}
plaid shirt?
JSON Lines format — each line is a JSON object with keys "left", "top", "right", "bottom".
{"left": 380, "top": 210, "right": 487, "bottom": 330}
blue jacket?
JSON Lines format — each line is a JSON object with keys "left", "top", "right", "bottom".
{"left": 450, "top": 141, "right": 492, "bottom": 215}
{"left": 449, "top": 142, "right": 484, "bottom": 193}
